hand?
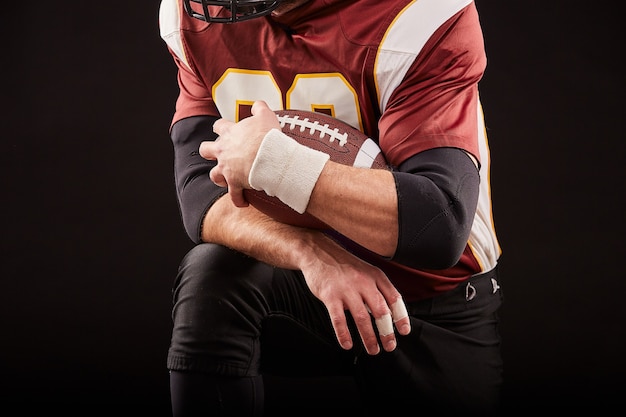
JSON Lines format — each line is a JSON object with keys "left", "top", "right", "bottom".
{"left": 199, "top": 101, "right": 281, "bottom": 207}
{"left": 300, "top": 234, "right": 411, "bottom": 355}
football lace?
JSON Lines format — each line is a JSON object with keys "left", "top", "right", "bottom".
{"left": 277, "top": 115, "right": 348, "bottom": 146}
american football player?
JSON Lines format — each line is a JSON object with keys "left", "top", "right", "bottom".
{"left": 159, "top": 0, "right": 503, "bottom": 415}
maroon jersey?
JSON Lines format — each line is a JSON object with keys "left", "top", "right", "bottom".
{"left": 159, "top": 0, "right": 501, "bottom": 301}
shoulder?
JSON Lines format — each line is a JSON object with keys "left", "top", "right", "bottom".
{"left": 372, "top": 0, "right": 484, "bottom": 113}
{"left": 336, "top": 0, "right": 475, "bottom": 46}
{"left": 159, "top": 0, "right": 212, "bottom": 69}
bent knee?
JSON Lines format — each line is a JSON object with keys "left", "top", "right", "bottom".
{"left": 180, "top": 243, "right": 246, "bottom": 274}
{"left": 174, "top": 243, "right": 273, "bottom": 301}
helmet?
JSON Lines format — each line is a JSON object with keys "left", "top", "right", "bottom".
{"left": 183, "top": 0, "right": 283, "bottom": 23}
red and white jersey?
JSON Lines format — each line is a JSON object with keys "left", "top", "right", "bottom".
{"left": 159, "top": 0, "right": 501, "bottom": 301}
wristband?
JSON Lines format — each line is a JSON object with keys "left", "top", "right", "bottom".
{"left": 248, "top": 128, "right": 330, "bottom": 214}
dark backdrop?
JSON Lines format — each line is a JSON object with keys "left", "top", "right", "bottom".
{"left": 1, "top": 1, "right": 623, "bottom": 414}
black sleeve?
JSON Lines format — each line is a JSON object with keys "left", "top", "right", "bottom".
{"left": 391, "top": 147, "right": 480, "bottom": 270}
{"left": 170, "top": 115, "right": 227, "bottom": 243}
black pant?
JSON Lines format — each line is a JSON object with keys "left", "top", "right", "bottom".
{"left": 168, "top": 243, "right": 503, "bottom": 416}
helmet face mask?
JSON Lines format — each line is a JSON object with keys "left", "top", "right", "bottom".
{"left": 183, "top": 0, "right": 282, "bottom": 23}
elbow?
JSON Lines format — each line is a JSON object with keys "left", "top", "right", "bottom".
{"left": 426, "top": 225, "right": 470, "bottom": 269}
{"left": 419, "top": 210, "right": 471, "bottom": 270}
{"left": 176, "top": 175, "right": 228, "bottom": 245}
{"left": 393, "top": 206, "right": 473, "bottom": 270}
{"left": 391, "top": 148, "right": 480, "bottom": 270}
{"left": 181, "top": 209, "right": 205, "bottom": 245}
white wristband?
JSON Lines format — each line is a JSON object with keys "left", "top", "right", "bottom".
{"left": 248, "top": 128, "right": 330, "bottom": 214}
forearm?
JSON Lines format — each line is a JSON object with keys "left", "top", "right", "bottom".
{"left": 307, "top": 148, "right": 480, "bottom": 270}
{"left": 201, "top": 195, "right": 325, "bottom": 270}
{"left": 306, "top": 162, "right": 399, "bottom": 258}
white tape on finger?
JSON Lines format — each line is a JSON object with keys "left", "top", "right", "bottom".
{"left": 390, "top": 298, "right": 409, "bottom": 322}
{"left": 374, "top": 313, "right": 394, "bottom": 336}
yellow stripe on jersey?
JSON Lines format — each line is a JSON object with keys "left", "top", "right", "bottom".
{"left": 469, "top": 99, "right": 502, "bottom": 272}
{"left": 375, "top": 0, "right": 500, "bottom": 273}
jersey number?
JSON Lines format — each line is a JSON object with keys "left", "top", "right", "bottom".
{"left": 212, "top": 69, "right": 363, "bottom": 130}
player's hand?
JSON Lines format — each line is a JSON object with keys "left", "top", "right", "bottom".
{"left": 199, "top": 101, "right": 281, "bottom": 207}
{"left": 299, "top": 234, "right": 411, "bottom": 355}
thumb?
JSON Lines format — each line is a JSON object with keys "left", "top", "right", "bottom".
{"left": 251, "top": 100, "right": 272, "bottom": 115}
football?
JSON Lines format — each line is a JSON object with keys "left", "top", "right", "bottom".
{"left": 243, "top": 109, "right": 388, "bottom": 229}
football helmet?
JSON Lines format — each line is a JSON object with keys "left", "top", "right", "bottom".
{"left": 183, "top": 0, "right": 283, "bottom": 23}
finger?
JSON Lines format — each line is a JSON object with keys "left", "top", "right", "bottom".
{"left": 326, "top": 304, "right": 353, "bottom": 351}
{"left": 374, "top": 313, "right": 394, "bottom": 336}
{"left": 209, "top": 167, "right": 227, "bottom": 188}
{"left": 212, "top": 118, "right": 233, "bottom": 135}
{"left": 390, "top": 297, "right": 411, "bottom": 336}
{"left": 199, "top": 140, "right": 217, "bottom": 160}
{"left": 364, "top": 296, "right": 397, "bottom": 352}
{"left": 351, "top": 306, "right": 380, "bottom": 355}
{"left": 372, "top": 319, "right": 398, "bottom": 352}
{"left": 374, "top": 276, "right": 411, "bottom": 337}
{"left": 368, "top": 298, "right": 410, "bottom": 351}
{"left": 250, "top": 100, "right": 270, "bottom": 115}
{"left": 366, "top": 305, "right": 396, "bottom": 352}
{"left": 229, "top": 187, "right": 249, "bottom": 208}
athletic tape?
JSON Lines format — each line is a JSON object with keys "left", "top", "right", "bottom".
{"left": 375, "top": 313, "right": 394, "bottom": 336}
{"left": 369, "top": 298, "right": 408, "bottom": 337}
{"left": 390, "top": 298, "right": 409, "bottom": 322}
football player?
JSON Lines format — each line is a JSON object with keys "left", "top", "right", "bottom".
{"left": 159, "top": 0, "right": 503, "bottom": 415}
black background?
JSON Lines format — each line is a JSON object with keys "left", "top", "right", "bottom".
{"left": 1, "top": 1, "right": 624, "bottom": 414}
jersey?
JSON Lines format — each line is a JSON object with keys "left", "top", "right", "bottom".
{"left": 159, "top": 0, "right": 501, "bottom": 301}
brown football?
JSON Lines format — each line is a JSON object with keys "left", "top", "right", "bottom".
{"left": 243, "top": 109, "right": 388, "bottom": 229}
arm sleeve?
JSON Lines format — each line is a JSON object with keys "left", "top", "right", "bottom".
{"left": 170, "top": 115, "right": 226, "bottom": 243}
{"left": 391, "top": 147, "right": 479, "bottom": 270}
